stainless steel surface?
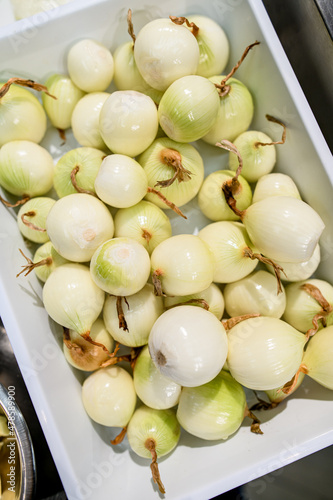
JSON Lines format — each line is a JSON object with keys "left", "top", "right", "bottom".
{"left": 0, "top": 383, "right": 36, "bottom": 500}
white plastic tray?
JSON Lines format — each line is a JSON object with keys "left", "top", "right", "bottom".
{"left": 0, "top": 1, "right": 333, "bottom": 499}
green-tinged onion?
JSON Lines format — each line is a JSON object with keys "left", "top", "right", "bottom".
{"left": 252, "top": 172, "right": 302, "bottom": 204}
{"left": 265, "top": 244, "right": 321, "bottom": 282}
{"left": 157, "top": 75, "right": 220, "bottom": 143}
{"left": 53, "top": 146, "right": 106, "bottom": 198}
{"left": 137, "top": 137, "right": 204, "bottom": 208}
{"left": 42, "top": 74, "right": 85, "bottom": 131}
{"left": 133, "top": 345, "right": 182, "bottom": 409}
{"left": 114, "top": 201, "right": 172, "bottom": 254}
{"left": 99, "top": 90, "right": 159, "bottom": 157}
{"left": 224, "top": 270, "right": 286, "bottom": 319}
{"left": 0, "top": 140, "right": 54, "bottom": 197}
{"left": 46, "top": 193, "right": 114, "bottom": 262}
{"left": 90, "top": 237, "right": 151, "bottom": 296}
{"left": 148, "top": 305, "right": 228, "bottom": 387}
{"left": 298, "top": 325, "right": 333, "bottom": 390}
{"left": 240, "top": 196, "right": 325, "bottom": 263}
{"left": 71, "top": 92, "right": 110, "bottom": 149}
{"left": 17, "top": 196, "right": 55, "bottom": 243}
{"left": 150, "top": 234, "right": 214, "bottom": 296}
{"left": 82, "top": 365, "right": 136, "bottom": 426}
{"left": 184, "top": 14, "right": 229, "bottom": 77}
{"left": 176, "top": 370, "right": 246, "bottom": 440}
{"left": 127, "top": 405, "right": 181, "bottom": 494}
{"left": 133, "top": 17, "right": 199, "bottom": 92}
{"left": 103, "top": 284, "right": 164, "bottom": 347}
{"left": 227, "top": 316, "right": 307, "bottom": 390}
{"left": 16, "top": 241, "right": 70, "bottom": 282}
{"left": 283, "top": 279, "right": 333, "bottom": 334}
{"left": 67, "top": 39, "right": 114, "bottom": 93}
{"left": 63, "top": 318, "right": 114, "bottom": 371}
{"left": 198, "top": 221, "right": 259, "bottom": 284}
{"left": 202, "top": 76, "right": 254, "bottom": 145}
{"left": 228, "top": 130, "right": 277, "bottom": 183}
{"left": 0, "top": 80, "right": 47, "bottom": 146}
{"left": 42, "top": 262, "right": 105, "bottom": 336}
{"left": 198, "top": 169, "right": 252, "bottom": 221}
{"left": 164, "top": 283, "right": 225, "bottom": 320}
{"left": 264, "top": 372, "right": 306, "bottom": 404}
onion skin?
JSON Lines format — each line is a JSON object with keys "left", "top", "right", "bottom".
{"left": 42, "top": 263, "right": 105, "bottom": 335}
{"left": 227, "top": 316, "right": 307, "bottom": 391}
{"left": 157, "top": 75, "right": 220, "bottom": 143}
{"left": 133, "top": 18, "right": 200, "bottom": 92}
{"left": 253, "top": 173, "right": 301, "bottom": 204}
{"left": 202, "top": 76, "right": 254, "bottom": 145}
{"left": 148, "top": 305, "right": 228, "bottom": 387}
{"left": 82, "top": 366, "right": 136, "bottom": 427}
{"left": 150, "top": 234, "right": 214, "bottom": 296}
{"left": 17, "top": 196, "right": 55, "bottom": 244}
{"left": 302, "top": 325, "right": 333, "bottom": 390}
{"left": 242, "top": 196, "right": 325, "bottom": 263}
{"left": 177, "top": 370, "right": 246, "bottom": 440}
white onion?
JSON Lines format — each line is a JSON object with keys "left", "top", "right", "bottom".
{"left": 71, "top": 92, "right": 110, "bottom": 149}
{"left": 42, "top": 262, "right": 105, "bottom": 335}
{"left": 224, "top": 270, "right": 286, "bottom": 319}
{"left": 67, "top": 39, "right": 114, "bottom": 93}
{"left": 198, "top": 221, "right": 258, "bottom": 283}
{"left": 113, "top": 200, "right": 172, "bottom": 254}
{"left": 176, "top": 370, "right": 246, "bottom": 440}
{"left": 46, "top": 193, "right": 114, "bottom": 262}
{"left": 133, "top": 17, "right": 199, "bottom": 91}
{"left": 133, "top": 345, "right": 181, "bottom": 410}
{"left": 252, "top": 172, "right": 301, "bottom": 204}
{"left": 150, "top": 234, "right": 214, "bottom": 296}
{"left": 82, "top": 365, "right": 136, "bottom": 426}
{"left": 99, "top": 90, "right": 159, "bottom": 157}
{"left": 242, "top": 196, "right": 325, "bottom": 263}
{"left": 148, "top": 305, "right": 228, "bottom": 387}
{"left": 42, "top": 74, "right": 85, "bottom": 131}
{"left": 301, "top": 325, "right": 333, "bottom": 390}
{"left": 265, "top": 243, "right": 321, "bottom": 282}
{"left": 103, "top": 284, "right": 164, "bottom": 347}
{"left": 90, "top": 237, "right": 151, "bottom": 296}
{"left": 227, "top": 316, "right": 307, "bottom": 390}
{"left": 17, "top": 196, "right": 55, "bottom": 243}
{"left": 164, "top": 283, "right": 225, "bottom": 320}
{"left": 0, "top": 140, "right": 54, "bottom": 197}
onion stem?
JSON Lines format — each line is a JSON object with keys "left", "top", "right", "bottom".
{"left": 111, "top": 426, "right": 127, "bottom": 445}
{"left": 222, "top": 313, "right": 260, "bottom": 331}
{"left": 301, "top": 283, "right": 333, "bottom": 339}
{"left": 0, "top": 77, "right": 56, "bottom": 100}
{"left": 243, "top": 247, "right": 285, "bottom": 294}
{"left": 156, "top": 148, "right": 192, "bottom": 187}
{"left": 0, "top": 194, "right": 30, "bottom": 208}
{"left": 70, "top": 165, "right": 97, "bottom": 196}
{"left": 165, "top": 298, "right": 210, "bottom": 310}
{"left": 127, "top": 9, "right": 136, "bottom": 44}
{"left": 116, "top": 295, "right": 129, "bottom": 331}
{"left": 255, "top": 114, "right": 287, "bottom": 148}
{"left": 169, "top": 15, "right": 199, "bottom": 37}
{"left": 16, "top": 248, "right": 52, "bottom": 278}
{"left": 144, "top": 437, "right": 166, "bottom": 494}
{"left": 281, "top": 363, "right": 308, "bottom": 395}
{"left": 152, "top": 269, "right": 166, "bottom": 297}
{"left": 21, "top": 211, "right": 47, "bottom": 232}
{"left": 146, "top": 186, "right": 187, "bottom": 218}
{"left": 250, "top": 391, "right": 279, "bottom": 411}
{"left": 214, "top": 41, "right": 260, "bottom": 97}
{"left": 244, "top": 406, "right": 263, "bottom": 435}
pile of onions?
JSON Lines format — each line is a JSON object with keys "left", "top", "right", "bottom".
{"left": 3, "top": 8, "right": 332, "bottom": 497}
